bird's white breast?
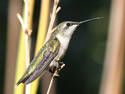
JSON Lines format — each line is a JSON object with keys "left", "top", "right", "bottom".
{"left": 56, "top": 34, "right": 71, "bottom": 59}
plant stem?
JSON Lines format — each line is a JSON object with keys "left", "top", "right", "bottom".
{"left": 47, "top": 63, "right": 65, "bottom": 94}
{"left": 99, "top": 0, "right": 125, "bottom": 94}
{"left": 46, "top": 75, "right": 55, "bottom": 94}
{"left": 15, "top": 0, "right": 34, "bottom": 94}
{"left": 45, "top": 0, "right": 61, "bottom": 43}
{"left": 31, "top": 0, "right": 51, "bottom": 94}
{"left": 23, "top": 0, "right": 34, "bottom": 94}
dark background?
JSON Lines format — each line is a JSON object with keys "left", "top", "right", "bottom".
{"left": 0, "top": 0, "right": 110, "bottom": 94}
{"left": 57, "top": 0, "right": 109, "bottom": 94}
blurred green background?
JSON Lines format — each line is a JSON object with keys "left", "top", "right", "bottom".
{"left": 0, "top": 0, "right": 109, "bottom": 94}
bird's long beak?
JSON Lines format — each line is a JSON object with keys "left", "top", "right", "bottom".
{"left": 78, "top": 17, "right": 104, "bottom": 25}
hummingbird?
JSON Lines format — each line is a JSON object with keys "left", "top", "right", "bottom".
{"left": 16, "top": 17, "right": 103, "bottom": 85}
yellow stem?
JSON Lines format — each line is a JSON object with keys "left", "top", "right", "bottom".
{"left": 30, "top": 0, "right": 51, "bottom": 94}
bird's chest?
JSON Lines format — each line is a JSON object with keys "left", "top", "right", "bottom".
{"left": 56, "top": 34, "right": 70, "bottom": 59}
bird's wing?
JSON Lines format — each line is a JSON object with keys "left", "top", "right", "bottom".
{"left": 16, "top": 38, "right": 60, "bottom": 85}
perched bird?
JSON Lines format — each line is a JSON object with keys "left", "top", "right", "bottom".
{"left": 16, "top": 17, "right": 103, "bottom": 85}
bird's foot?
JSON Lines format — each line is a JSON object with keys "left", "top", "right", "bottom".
{"left": 49, "top": 61, "right": 65, "bottom": 77}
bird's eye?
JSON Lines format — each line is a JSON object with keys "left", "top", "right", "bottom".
{"left": 66, "top": 23, "right": 71, "bottom": 27}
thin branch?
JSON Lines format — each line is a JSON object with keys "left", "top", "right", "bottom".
{"left": 17, "top": 0, "right": 31, "bottom": 67}
{"left": 56, "top": 6, "right": 61, "bottom": 14}
{"left": 17, "top": 13, "right": 26, "bottom": 30}
{"left": 45, "top": 0, "right": 61, "bottom": 43}
{"left": 24, "top": 0, "right": 28, "bottom": 28}
{"left": 45, "top": 0, "right": 64, "bottom": 94}
{"left": 25, "top": 29, "right": 31, "bottom": 94}
{"left": 24, "top": 0, "right": 31, "bottom": 94}
{"left": 47, "top": 64, "right": 65, "bottom": 94}
{"left": 46, "top": 74, "right": 55, "bottom": 94}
